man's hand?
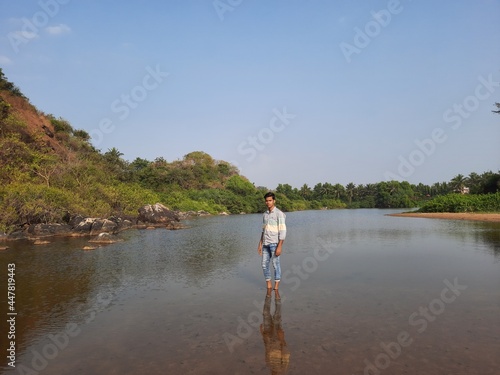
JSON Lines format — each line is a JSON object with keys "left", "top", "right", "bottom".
{"left": 258, "top": 243, "right": 262, "bottom": 256}
{"left": 275, "top": 246, "right": 282, "bottom": 257}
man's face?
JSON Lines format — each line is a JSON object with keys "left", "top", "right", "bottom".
{"left": 265, "top": 197, "right": 275, "bottom": 210}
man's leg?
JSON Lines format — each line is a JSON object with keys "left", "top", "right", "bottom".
{"left": 262, "top": 246, "right": 272, "bottom": 289}
{"left": 271, "top": 244, "right": 281, "bottom": 290}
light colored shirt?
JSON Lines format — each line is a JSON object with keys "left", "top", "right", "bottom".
{"left": 262, "top": 207, "right": 286, "bottom": 245}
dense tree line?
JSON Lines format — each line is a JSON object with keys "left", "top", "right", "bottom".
{"left": 0, "top": 69, "right": 498, "bottom": 233}
{"left": 272, "top": 171, "right": 500, "bottom": 212}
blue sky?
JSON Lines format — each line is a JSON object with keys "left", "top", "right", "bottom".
{"left": 1, "top": 0, "right": 499, "bottom": 189}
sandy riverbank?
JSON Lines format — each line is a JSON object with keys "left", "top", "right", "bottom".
{"left": 387, "top": 212, "right": 500, "bottom": 222}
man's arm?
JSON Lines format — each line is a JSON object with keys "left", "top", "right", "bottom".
{"left": 276, "top": 211, "right": 286, "bottom": 256}
{"left": 258, "top": 232, "right": 263, "bottom": 255}
{"left": 276, "top": 239, "right": 284, "bottom": 256}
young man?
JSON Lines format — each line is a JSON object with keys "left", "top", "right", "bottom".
{"left": 258, "top": 192, "right": 286, "bottom": 290}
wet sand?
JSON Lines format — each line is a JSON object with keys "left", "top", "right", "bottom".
{"left": 387, "top": 212, "right": 500, "bottom": 222}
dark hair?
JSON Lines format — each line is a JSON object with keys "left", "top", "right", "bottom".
{"left": 264, "top": 192, "right": 275, "bottom": 200}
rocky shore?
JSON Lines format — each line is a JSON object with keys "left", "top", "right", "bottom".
{"left": 0, "top": 203, "right": 216, "bottom": 243}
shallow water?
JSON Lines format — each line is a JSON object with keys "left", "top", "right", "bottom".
{"left": 1, "top": 209, "right": 499, "bottom": 374}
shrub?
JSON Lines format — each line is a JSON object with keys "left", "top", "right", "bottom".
{"left": 0, "top": 183, "right": 85, "bottom": 231}
{"left": 418, "top": 193, "right": 500, "bottom": 213}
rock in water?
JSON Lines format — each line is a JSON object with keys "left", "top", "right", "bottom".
{"left": 137, "top": 203, "right": 180, "bottom": 225}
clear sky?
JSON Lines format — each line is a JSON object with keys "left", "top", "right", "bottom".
{"left": 1, "top": 0, "right": 499, "bottom": 189}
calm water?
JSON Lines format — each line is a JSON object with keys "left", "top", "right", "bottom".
{"left": 1, "top": 209, "right": 499, "bottom": 375}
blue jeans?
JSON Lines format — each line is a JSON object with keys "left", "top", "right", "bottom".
{"left": 262, "top": 244, "right": 281, "bottom": 281}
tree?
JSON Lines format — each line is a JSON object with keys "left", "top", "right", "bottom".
{"left": 482, "top": 171, "right": 500, "bottom": 193}
{"left": 225, "top": 175, "right": 255, "bottom": 196}
{"left": 345, "top": 182, "right": 356, "bottom": 205}
{"left": 32, "top": 154, "right": 60, "bottom": 187}
{"left": 450, "top": 174, "right": 468, "bottom": 193}
{"left": 299, "top": 184, "right": 312, "bottom": 199}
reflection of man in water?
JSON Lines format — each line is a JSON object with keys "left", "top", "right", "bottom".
{"left": 260, "top": 290, "right": 290, "bottom": 374}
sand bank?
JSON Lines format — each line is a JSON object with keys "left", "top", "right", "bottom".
{"left": 387, "top": 212, "right": 500, "bottom": 222}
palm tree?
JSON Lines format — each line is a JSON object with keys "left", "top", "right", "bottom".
{"left": 104, "top": 147, "right": 125, "bottom": 168}
{"left": 345, "top": 182, "right": 356, "bottom": 205}
{"left": 299, "top": 184, "right": 312, "bottom": 200}
{"left": 450, "top": 174, "right": 468, "bottom": 193}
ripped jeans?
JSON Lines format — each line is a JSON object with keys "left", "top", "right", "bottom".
{"left": 262, "top": 243, "right": 281, "bottom": 281}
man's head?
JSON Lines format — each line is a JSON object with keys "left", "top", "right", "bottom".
{"left": 264, "top": 192, "right": 276, "bottom": 211}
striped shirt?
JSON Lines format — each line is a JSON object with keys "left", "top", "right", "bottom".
{"left": 262, "top": 207, "right": 286, "bottom": 245}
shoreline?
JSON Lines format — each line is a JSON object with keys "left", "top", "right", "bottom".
{"left": 387, "top": 212, "right": 500, "bottom": 223}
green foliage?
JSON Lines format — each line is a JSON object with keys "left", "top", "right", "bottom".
{"left": 0, "top": 97, "right": 10, "bottom": 121}
{"left": 225, "top": 175, "right": 255, "bottom": 195}
{"left": 159, "top": 190, "right": 226, "bottom": 214}
{"left": 73, "top": 129, "right": 90, "bottom": 141}
{"left": 0, "top": 183, "right": 85, "bottom": 230}
{"left": 49, "top": 116, "right": 74, "bottom": 134}
{"left": 418, "top": 193, "right": 500, "bottom": 213}
{"left": 0, "top": 132, "right": 35, "bottom": 184}
{"left": 0, "top": 68, "right": 26, "bottom": 99}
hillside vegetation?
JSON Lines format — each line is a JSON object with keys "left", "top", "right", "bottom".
{"left": 1, "top": 69, "right": 499, "bottom": 234}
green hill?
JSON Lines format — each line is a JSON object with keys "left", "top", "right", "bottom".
{"left": 0, "top": 69, "right": 262, "bottom": 234}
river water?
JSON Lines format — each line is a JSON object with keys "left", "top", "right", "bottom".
{"left": 1, "top": 209, "right": 499, "bottom": 375}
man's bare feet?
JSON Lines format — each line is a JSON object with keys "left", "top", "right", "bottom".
{"left": 274, "top": 281, "right": 280, "bottom": 290}
{"left": 266, "top": 280, "right": 272, "bottom": 289}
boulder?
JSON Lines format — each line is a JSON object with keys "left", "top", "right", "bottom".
{"left": 26, "top": 223, "right": 72, "bottom": 237}
{"left": 68, "top": 214, "right": 85, "bottom": 227}
{"left": 90, "top": 219, "right": 118, "bottom": 235}
{"left": 109, "top": 217, "right": 133, "bottom": 232}
{"left": 72, "top": 217, "right": 125, "bottom": 235}
{"left": 137, "top": 203, "right": 180, "bottom": 225}
{"left": 73, "top": 218, "right": 100, "bottom": 234}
